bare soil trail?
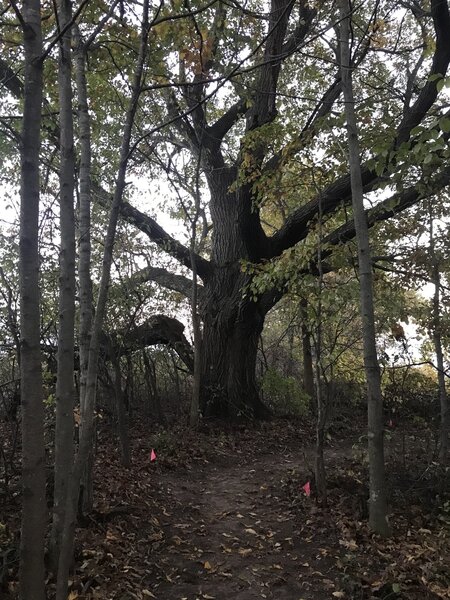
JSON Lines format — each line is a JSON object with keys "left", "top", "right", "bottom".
{"left": 152, "top": 445, "right": 340, "bottom": 600}
{"left": 89, "top": 422, "right": 447, "bottom": 600}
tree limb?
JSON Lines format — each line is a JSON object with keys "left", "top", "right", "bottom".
{"left": 104, "top": 314, "right": 194, "bottom": 372}
{"left": 269, "top": 164, "right": 377, "bottom": 257}
{"left": 92, "top": 183, "right": 212, "bottom": 281}
{"left": 206, "top": 98, "right": 247, "bottom": 146}
{"left": 124, "top": 264, "right": 204, "bottom": 302}
{"left": 395, "top": 0, "right": 450, "bottom": 147}
{"left": 0, "top": 57, "right": 23, "bottom": 98}
{"left": 323, "top": 168, "right": 450, "bottom": 256}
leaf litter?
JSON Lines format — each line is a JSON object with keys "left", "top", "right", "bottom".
{"left": 0, "top": 418, "right": 448, "bottom": 599}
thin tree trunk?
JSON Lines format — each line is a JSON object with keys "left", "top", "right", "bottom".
{"left": 18, "top": 1, "right": 46, "bottom": 598}
{"left": 339, "top": 0, "right": 391, "bottom": 536}
{"left": 56, "top": 3, "right": 151, "bottom": 597}
{"left": 189, "top": 158, "right": 203, "bottom": 427}
{"left": 143, "top": 350, "right": 165, "bottom": 424}
{"left": 51, "top": 0, "right": 76, "bottom": 570}
{"left": 190, "top": 259, "right": 202, "bottom": 426}
{"left": 113, "top": 356, "right": 131, "bottom": 467}
{"left": 428, "top": 203, "right": 448, "bottom": 465}
{"left": 73, "top": 25, "right": 95, "bottom": 515}
{"left": 314, "top": 194, "right": 327, "bottom": 504}
{"left": 300, "top": 297, "right": 315, "bottom": 410}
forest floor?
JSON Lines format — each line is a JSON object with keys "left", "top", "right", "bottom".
{"left": 1, "top": 416, "right": 449, "bottom": 599}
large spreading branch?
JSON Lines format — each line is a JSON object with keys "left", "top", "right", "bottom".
{"left": 260, "top": 166, "right": 450, "bottom": 315}
{"left": 395, "top": 0, "right": 450, "bottom": 147}
{"left": 267, "top": 0, "right": 450, "bottom": 258}
{"left": 269, "top": 165, "right": 376, "bottom": 257}
{"left": 0, "top": 57, "right": 24, "bottom": 98}
{"left": 246, "top": 0, "right": 315, "bottom": 131}
{"left": 323, "top": 167, "right": 450, "bottom": 251}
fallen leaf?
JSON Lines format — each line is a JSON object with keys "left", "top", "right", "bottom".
{"left": 332, "top": 593, "right": 345, "bottom": 598}
{"left": 244, "top": 528, "right": 257, "bottom": 535}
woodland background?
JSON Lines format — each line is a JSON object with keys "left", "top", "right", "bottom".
{"left": 0, "top": 0, "right": 449, "bottom": 598}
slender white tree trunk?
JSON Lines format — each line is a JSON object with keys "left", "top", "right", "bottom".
{"left": 56, "top": 2, "right": 151, "bottom": 596}
{"left": 73, "top": 24, "right": 95, "bottom": 515}
{"left": 339, "top": 0, "right": 391, "bottom": 537}
{"left": 428, "top": 203, "right": 448, "bottom": 465}
{"left": 51, "top": 0, "right": 77, "bottom": 569}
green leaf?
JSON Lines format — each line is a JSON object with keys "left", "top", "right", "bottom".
{"left": 392, "top": 582, "right": 401, "bottom": 593}
{"left": 439, "top": 117, "right": 450, "bottom": 133}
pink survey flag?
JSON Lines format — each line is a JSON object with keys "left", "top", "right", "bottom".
{"left": 302, "top": 481, "right": 311, "bottom": 497}
{"left": 150, "top": 448, "right": 157, "bottom": 462}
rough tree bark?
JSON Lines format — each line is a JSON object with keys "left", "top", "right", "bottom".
{"left": 18, "top": 1, "right": 47, "bottom": 597}
{"left": 51, "top": 0, "right": 77, "bottom": 569}
{"left": 339, "top": 0, "right": 391, "bottom": 536}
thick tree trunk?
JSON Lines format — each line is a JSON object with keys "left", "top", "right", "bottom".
{"left": 19, "top": 2, "right": 47, "bottom": 598}
{"left": 198, "top": 165, "right": 272, "bottom": 420}
{"left": 200, "top": 273, "right": 269, "bottom": 419}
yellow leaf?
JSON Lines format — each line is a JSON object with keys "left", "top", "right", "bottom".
{"left": 204, "top": 561, "right": 212, "bottom": 570}
{"left": 68, "top": 592, "right": 78, "bottom": 600}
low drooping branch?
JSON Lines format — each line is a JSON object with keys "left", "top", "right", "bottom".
{"left": 104, "top": 314, "right": 194, "bottom": 372}
{"left": 124, "top": 264, "right": 204, "bottom": 302}
{"left": 92, "top": 184, "right": 212, "bottom": 281}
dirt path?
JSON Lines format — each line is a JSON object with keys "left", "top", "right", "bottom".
{"left": 68, "top": 425, "right": 447, "bottom": 599}
{"left": 150, "top": 448, "right": 340, "bottom": 600}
